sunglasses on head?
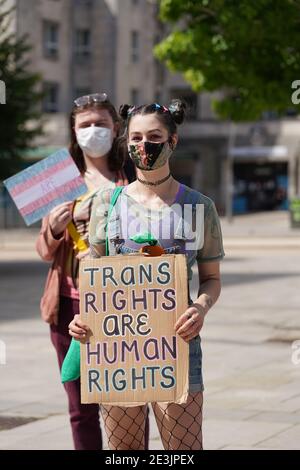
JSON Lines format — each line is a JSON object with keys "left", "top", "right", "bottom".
{"left": 74, "top": 92, "right": 108, "bottom": 108}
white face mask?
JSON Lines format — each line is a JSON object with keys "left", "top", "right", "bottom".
{"left": 76, "top": 126, "right": 113, "bottom": 158}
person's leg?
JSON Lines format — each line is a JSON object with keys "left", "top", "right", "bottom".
{"left": 152, "top": 392, "right": 203, "bottom": 450}
{"left": 100, "top": 404, "right": 148, "bottom": 450}
{"left": 50, "top": 296, "right": 102, "bottom": 450}
{"left": 144, "top": 405, "right": 150, "bottom": 450}
{"left": 152, "top": 335, "right": 204, "bottom": 450}
{"left": 63, "top": 379, "right": 102, "bottom": 450}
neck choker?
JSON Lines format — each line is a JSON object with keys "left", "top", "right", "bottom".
{"left": 137, "top": 172, "right": 172, "bottom": 187}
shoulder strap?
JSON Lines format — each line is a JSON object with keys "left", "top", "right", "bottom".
{"left": 67, "top": 222, "right": 88, "bottom": 252}
{"left": 67, "top": 189, "right": 96, "bottom": 252}
{"left": 105, "top": 186, "right": 124, "bottom": 256}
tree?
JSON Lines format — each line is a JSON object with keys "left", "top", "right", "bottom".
{"left": 154, "top": 0, "right": 300, "bottom": 121}
{"left": 0, "top": 0, "right": 43, "bottom": 180}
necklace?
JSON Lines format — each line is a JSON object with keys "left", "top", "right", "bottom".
{"left": 137, "top": 172, "right": 172, "bottom": 186}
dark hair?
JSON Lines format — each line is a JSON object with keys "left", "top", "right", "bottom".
{"left": 69, "top": 100, "right": 126, "bottom": 174}
{"left": 119, "top": 99, "right": 187, "bottom": 136}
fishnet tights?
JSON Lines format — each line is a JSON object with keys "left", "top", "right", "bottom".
{"left": 152, "top": 392, "right": 203, "bottom": 450}
{"left": 100, "top": 392, "right": 203, "bottom": 450}
{"left": 100, "top": 404, "right": 148, "bottom": 450}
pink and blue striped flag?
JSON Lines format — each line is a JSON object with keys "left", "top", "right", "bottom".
{"left": 4, "top": 148, "right": 88, "bottom": 225}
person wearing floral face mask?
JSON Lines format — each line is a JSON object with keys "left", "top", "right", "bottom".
{"left": 35, "top": 93, "right": 139, "bottom": 450}
{"left": 69, "top": 99, "right": 225, "bottom": 451}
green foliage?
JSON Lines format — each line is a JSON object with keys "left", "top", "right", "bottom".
{"left": 155, "top": 0, "right": 300, "bottom": 121}
{"left": 0, "top": 0, "right": 44, "bottom": 179}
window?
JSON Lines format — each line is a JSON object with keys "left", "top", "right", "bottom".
{"left": 169, "top": 88, "right": 198, "bottom": 121}
{"left": 285, "top": 108, "right": 298, "bottom": 118}
{"left": 0, "top": 80, "right": 6, "bottom": 104}
{"left": 43, "top": 82, "right": 60, "bottom": 113}
{"left": 75, "top": 29, "right": 91, "bottom": 59}
{"left": 261, "top": 110, "right": 279, "bottom": 120}
{"left": 131, "top": 88, "right": 140, "bottom": 106}
{"left": 43, "top": 21, "right": 59, "bottom": 59}
{"left": 131, "top": 30, "right": 140, "bottom": 63}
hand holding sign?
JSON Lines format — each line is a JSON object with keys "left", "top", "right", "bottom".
{"left": 4, "top": 148, "right": 87, "bottom": 225}
{"left": 69, "top": 315, "right": 90, "bottom": 340}
{"left": 175, "top": 304, "right": 205, "bottom": 342}
{"left": 49, "top": 201, "right": 73, "bottom": 237}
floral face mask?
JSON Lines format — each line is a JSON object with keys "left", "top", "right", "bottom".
{"left": 128, "top": 140, "right": 174, "bottom": 171}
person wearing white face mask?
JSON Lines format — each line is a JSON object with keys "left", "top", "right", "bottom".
{"left": 36, "top": 93, "right": 139, "bottom": 450}
{"left": 76, "top": 124, "right": 113, "bottom": 159}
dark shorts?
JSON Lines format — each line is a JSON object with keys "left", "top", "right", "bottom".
{"left": 189, "top": 335, "right": 204, "bottom": 393}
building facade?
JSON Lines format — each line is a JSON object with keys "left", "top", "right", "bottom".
{"left": 2, "top": 0, "right": 300, "bottom": 218}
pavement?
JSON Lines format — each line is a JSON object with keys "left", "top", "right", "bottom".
{"left": 0, "top": 210, "right": 300, "bottom": 450}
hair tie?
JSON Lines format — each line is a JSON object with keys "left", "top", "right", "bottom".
{"left": 153, "top": 103, "right": 169, "bottom": 113}
{"left": 168, "top": 102, "right": 180, "bottom": 114}
{"left": 128, "top": 106, "right": 136, "bottom": 116}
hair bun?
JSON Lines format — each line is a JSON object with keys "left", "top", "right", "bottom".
{"left": 119, "top": 104, "right": 133, "bottom": 121}
{"left": 168, "top": 99, "right": 187, "bottom": 125}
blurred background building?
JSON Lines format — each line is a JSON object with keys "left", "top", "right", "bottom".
{"left": 1, "top": 0, "right": 300, "bottom": 227}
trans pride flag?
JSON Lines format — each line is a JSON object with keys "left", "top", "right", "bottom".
{"left": 4, "top": 148, "right": 87, "bottom": 225}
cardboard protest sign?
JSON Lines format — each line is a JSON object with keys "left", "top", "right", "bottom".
{"left": 3, "top": 148, "right": 87, "bottom": 225}
{"left": 79, "top": 254, "right": 189, "bottom": 406}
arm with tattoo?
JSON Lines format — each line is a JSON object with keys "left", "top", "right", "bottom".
{"left": 193, "top": 262, "right": 221, "bottom": 318}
